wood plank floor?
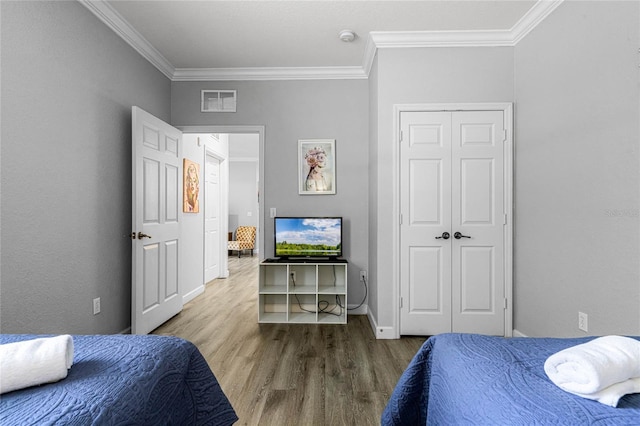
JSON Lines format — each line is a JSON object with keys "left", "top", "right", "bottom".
{"left": 153, "top": 256, "right": 426, "bottom": 425}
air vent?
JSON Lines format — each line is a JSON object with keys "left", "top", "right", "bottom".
{"left": 201, "top": 90, "right": 236, "bottom": 112}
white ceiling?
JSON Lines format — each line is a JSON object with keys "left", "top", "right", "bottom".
{"left": 82, "top": 0, "right": 560, "bottom": 81}
{"left": 107, "top": 0, "right": 535, "bottom": 68}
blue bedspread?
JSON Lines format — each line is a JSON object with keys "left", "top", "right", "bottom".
{"left": 382, "top": 333, "right": 640, "bottom": 425}
{"left": 0, "top": 334, "right": 238, "bottom": 425}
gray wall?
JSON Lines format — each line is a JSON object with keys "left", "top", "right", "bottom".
{"left": 229, "top": 162, "right": 259, "bottom": 229}
{"left": 513, "top": 0, "right": 640, "bottom": 336}
{"left": 171, "top": 80, "right": 369, "bottom": 306}
{"left": 372, "top": 47, "right": 515, "bottom": 329}
{"left": 1, "top": 1, "right": 171, "bottom": 333}
{"left": 367, "top": 56, "right": 380, "bottom": 325}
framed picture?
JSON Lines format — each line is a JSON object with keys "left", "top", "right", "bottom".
{"left": 298, "top": 139, "right": 336, "bottom": 195}
{"left": 183, "top": 158, "right": 200, "bottom": 213}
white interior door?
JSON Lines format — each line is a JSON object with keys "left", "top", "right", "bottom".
{"left": 132, "top": 106, "right": 183, "bottom": 335}
{"left": 451, "top": 111, "right": 505, "bottom": 335}
{"left": 205, "top": 154, "right": 221, "bottom": 283}
{"left": 400, "top": 109, "right": 508, "bottom": 336}
{"left": 400, "top": 112, "right": 453, "bottom": 335}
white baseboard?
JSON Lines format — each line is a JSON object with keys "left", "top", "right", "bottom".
{"left": 347, "top": 304, "right": 368, "bottom": 315}
{"left": 513, "top": 329, "right": 528, "bottom": 337}
{"left": 366, "top": 311, "right": 378, "bottom": 336}
{"left": 367, "top": 311, "right": 397, "bottom": 339}
{"left": 183, "top": 285, "right": 205, "bottom": 304}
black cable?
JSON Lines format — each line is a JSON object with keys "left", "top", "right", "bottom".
{"left": 291, "top": 273, "right": 316, "bottom": 314}
{"left": 317, "top": 295, "right": 342, "bottom": 317}
{"left": 291, "top": 271, "right": 343, "bottom": 317}
{"left": 293, "top": 292, "right": 320, "bottom": 314}
{"left": 347, "top": 276, "right": 367, "bottom": 311}
{"left": 319, "top": 265, "right": 342, "bottom": 316}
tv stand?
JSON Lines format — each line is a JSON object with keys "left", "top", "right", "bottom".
{"left": 258, "top": 260, "right": 347, "bottom": 324}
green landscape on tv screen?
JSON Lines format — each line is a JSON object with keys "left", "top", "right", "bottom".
{"left": 274, "top": 217, "right": 342, "bottom": 257}
{"left": 275, "top": 242, "right": 341, "bottom": 256}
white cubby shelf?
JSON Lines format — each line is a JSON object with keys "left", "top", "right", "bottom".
{"left": 258, "top": 260, "right": 347, "bottom": 324}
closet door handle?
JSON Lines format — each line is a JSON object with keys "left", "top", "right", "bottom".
{"left": 454, "top": 232, "right": 471, "bottom": 239}
{"left": 435, "top": 232, "right": 450, "bottom": 240}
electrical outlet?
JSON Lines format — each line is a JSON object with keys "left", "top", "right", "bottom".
{"left": 93, "top": 297, "right": 101, "bottom": 315}
{"left": 290, "top": 271, "right": 296, "bottom": 283}
{"left": 578, "top": 311, "right": 588, "bottom": 332}
{"left": 359, "top": 270, "right": 367, "bottom": 281}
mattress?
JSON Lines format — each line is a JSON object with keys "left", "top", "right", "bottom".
{"left": 0, "top": 334, "right": 238, "bottom": 425}
{"left": 382, "top": 333, "right": 640, "bottom": 425}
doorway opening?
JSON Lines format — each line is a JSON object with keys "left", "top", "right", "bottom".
{"left": 179, "top": 125, "right": 264, "bottom": 283}
{"left": 227, "top": 133, "right": 260, "bottom": 263}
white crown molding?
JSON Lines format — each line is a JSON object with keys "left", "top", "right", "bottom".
{"left": 363, "top": 29, "right": 515, "bottom": 74}
{"left": 510, "top": 0, "right": 564, "bottom": 44}
{"left": 78, "top": 0, "right": 175, "bottom": 79}
{"left": 172, "top": 66, "right": 367, "bottom": 81}
{"left": 80, "top": 0, "right": 563, "bottom": 82}
{"left": 362, "top": 0, "right": 564, "bottom": 77}
{"left": 370, "top": 29, "right": 515, "bottom": 49}
{"left": 362, "top": 34, "right": 379, "bottom": 77}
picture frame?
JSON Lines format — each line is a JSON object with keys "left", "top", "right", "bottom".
{"left": 183, "top": 158, "right": 200, "bottom": 213}
{"left": 298, "top": 139, "right": 336, "bottom": 195}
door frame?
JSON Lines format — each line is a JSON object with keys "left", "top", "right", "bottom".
{"left": 204, "top": 148, "right": 224, "bottom": 282}
{"left": 392, "top": 103, "right": 513, "bottom": 338}
{"left": 179, "top": 125, "right": 265, "bottom": 278}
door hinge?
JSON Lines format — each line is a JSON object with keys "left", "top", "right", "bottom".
{"left": 399, "top": 213, "right": 403, "bottom": 225}
{"left": 503, "top": 214, "right": 508, "bottom": 225}
{"left": 400, "top": 297, "right": 403, "bottom": 308}
{"left": 502, "top": 129, "right": 507, "bottom": 142}
{"left": 400, "top": 130, "right": 403, "bottom": 142}
{"left": 504, "top": 298, "right": 508, "bottom": 309}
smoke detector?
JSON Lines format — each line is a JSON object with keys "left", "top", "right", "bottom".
{"left": 339, "top": 30, "right": 356, "bottom": 42}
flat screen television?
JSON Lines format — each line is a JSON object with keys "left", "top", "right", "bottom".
{"left": 274, "top": 217, "right": 342, "bottom": 259}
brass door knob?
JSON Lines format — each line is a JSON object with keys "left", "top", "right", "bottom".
{"left": 137, "top": 232, "right": 152, "bottom": 239}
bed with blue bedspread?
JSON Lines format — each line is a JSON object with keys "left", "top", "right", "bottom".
{"left": 382, "top": 333, "right": 640, "bottom": 425}
{"left": 0, "top": 334, "right": 238, "bottom": 425}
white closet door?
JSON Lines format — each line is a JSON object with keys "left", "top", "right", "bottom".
{"left": 451, "top": 111, "right": 505, "bottom": 335}
{"left": 400, "top": 109, "right": 507, "bottom": 336}
{"left": 400, "top": 111, "right": 452, "bottom": 335}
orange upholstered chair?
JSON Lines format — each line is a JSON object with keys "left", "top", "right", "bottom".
{"left": 227, "top": 226, "right": 256, "bottom": 258}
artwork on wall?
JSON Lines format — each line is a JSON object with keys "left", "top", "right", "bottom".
{"left": 183, "top": 158, "right": 200, "bottom": 213}
{"left": 298, "top": 139, "right": 336, "bottom": 195}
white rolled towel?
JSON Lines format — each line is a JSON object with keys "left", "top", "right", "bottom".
{"left": 544, "top": 335, "right": 640, "bottom": 406}
{"left": 0, "top": 335, "right": 74, "bottom": 394}
{"left": 577, "top": 376, "right": 640, "bottom": 407}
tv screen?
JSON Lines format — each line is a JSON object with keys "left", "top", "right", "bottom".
{"left": 274, "top": 217, "right": 342, "bottom": 258}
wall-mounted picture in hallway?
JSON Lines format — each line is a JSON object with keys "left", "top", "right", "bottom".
{"left": 298, "top": 139, "right": 336, "bottom": 195}
{"left": 183, "top": 158, "right": 200, "bottom": 213}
